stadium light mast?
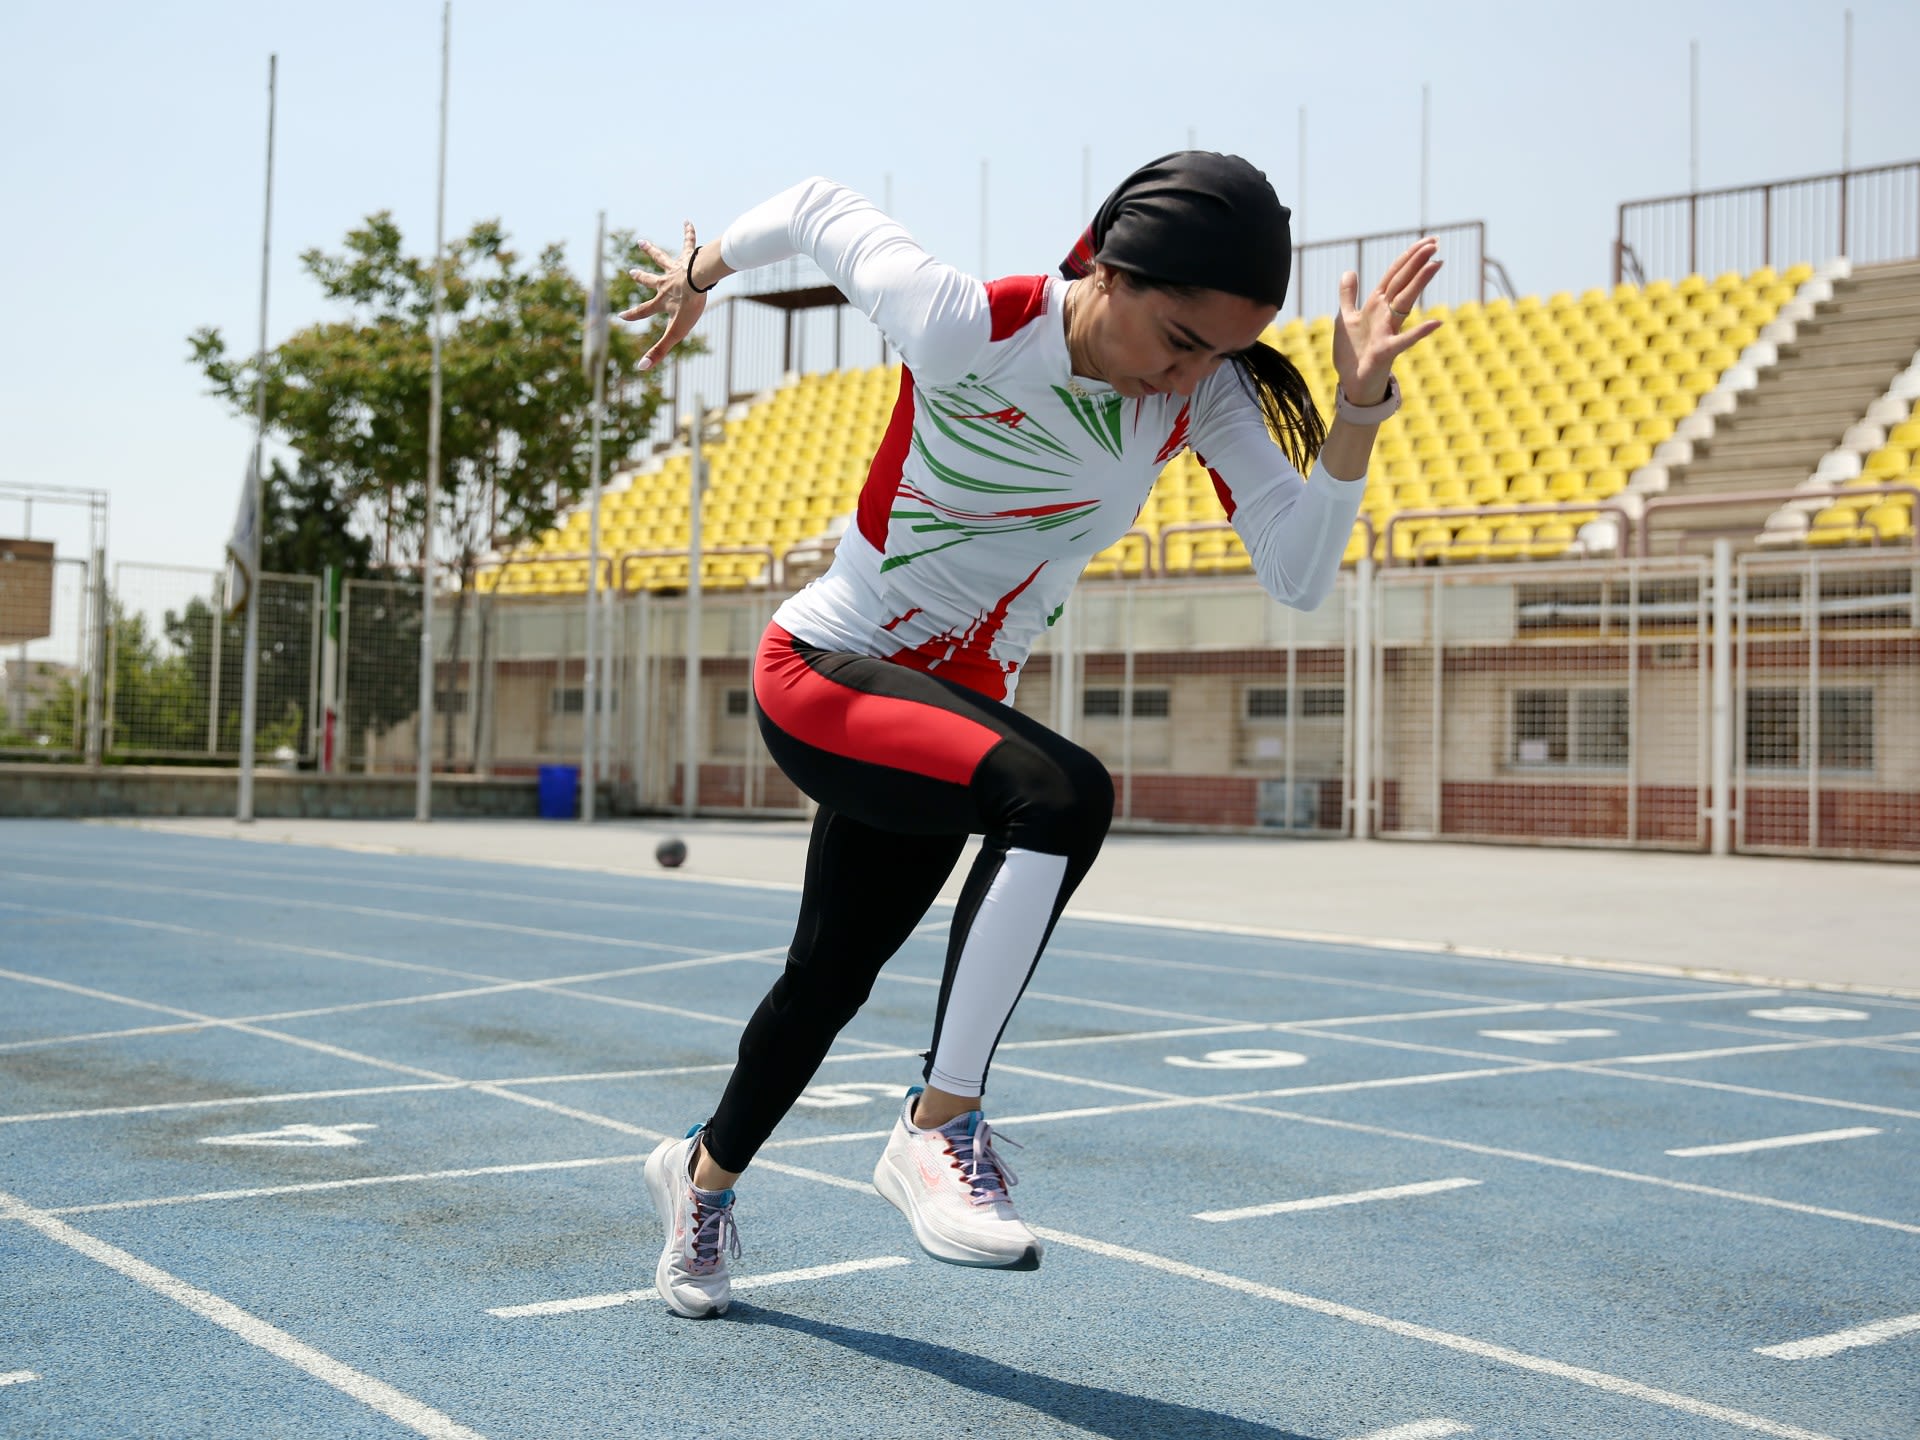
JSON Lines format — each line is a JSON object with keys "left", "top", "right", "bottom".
{"left": 237, "top": 54, "right": 276, "bottom": 825}
{"left": 1841, "top": 9, "right": 1853, "bottom": 173}
{"left": 417, "top": 0, "right": 450, "bottom": 823}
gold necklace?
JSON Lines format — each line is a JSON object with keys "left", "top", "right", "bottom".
{"left": 1064, "top": 282, "right": 1096, "bottom": 398}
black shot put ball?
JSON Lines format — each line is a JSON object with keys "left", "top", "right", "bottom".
{"left": 655, "top": 838, "right": 688, "bottom": 869}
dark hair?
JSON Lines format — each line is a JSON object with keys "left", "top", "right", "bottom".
{"left": 1115, "top": 270, "right": 1326, "bottom": 474}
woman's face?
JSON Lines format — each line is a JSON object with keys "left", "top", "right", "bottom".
{"left": 1083, "top": 266, "right": 1277, "bottom": 400}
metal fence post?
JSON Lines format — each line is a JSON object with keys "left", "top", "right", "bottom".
{"left": 1352, "top": 557, "right": 1374, "bottom": 840}
{"left": 1709, "top": 539, "right": 1733, "bottom": 857}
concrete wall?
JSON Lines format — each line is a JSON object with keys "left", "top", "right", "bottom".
{"left": 0, "top": 765, "right": 602, "bottom": 820}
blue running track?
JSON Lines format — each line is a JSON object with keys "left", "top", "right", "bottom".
{"left": 1, "top": 819, "right": 1915, "bottom": 1439}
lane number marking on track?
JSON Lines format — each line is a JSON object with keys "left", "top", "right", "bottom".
{"left": 200, "top": 1123, "right": 377, "bottom": 1148}
{"left": 1165, "top": 1048, "right": 1308, "bottom": 1070}
{"left": 1746, "top": 1006, "right": 1871, "bottom": 1023}
{"left": 0, "top": 1371, "right": 38, "bottom": 1387}
{"left": 1477, "top": 1029, "right": 1618, "bottom": 1046}
{"left": 1346, "top": 1422, "right": 1473, "bottom": 1440}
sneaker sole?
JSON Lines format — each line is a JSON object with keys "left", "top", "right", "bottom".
{"left": 872, "top": 1151, "right": 1042, "bottom": 1271}
{"left": 644, "top": 1141, "right": 729, "bottom": 1318}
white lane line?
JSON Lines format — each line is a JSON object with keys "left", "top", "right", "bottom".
{"left": 47, "top": 1155, "right": 650, "bottom": 1216}
{"left": 487, "top": 1256, "right": 912, "bottom": 1318}
{"left": 1061, "top": 905, "right": 1920, "bottom": 1001}
{"left": 985, "top": 1058, "right": 1920, "bottom": 1238}
{"left": 1035, "top": 1227, "right": 1839, "bottom": 1440}
{"left": 0, "top": 872, "right": 710, "bottom": 956}
{"left": 1667, "top": 1127, "right": 1881, "bottom": 1158}
{"left": 1755, "top": 1313, "right": 1920, "bottom": 1360}
{"left": 0, "top": 1189, "right": 487, "bottom": 1440}
{"left": 0, "top": 1370, "right": 37, "bottom": 1386}
{"left": 1348, "top": 1422, "right": 1471, "bottom": 1440}
{"left": 0, "top": 846, "right": 790, "bottom": 927}
{"left": 1196, "top": 1178, "right": 1480, "bottom": 1223}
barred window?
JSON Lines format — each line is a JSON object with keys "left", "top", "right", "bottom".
{"left": 725, "top": 688, "right": 751, "bottom": 718}
{"left": 1745, "top": 687, "right": 1874, "bottom": 772}
{"left": 551, "top": 687, "right": 617, "bottom": 715}
{"left": 1512, "top": 687, "right": 1628, "bottom": 769}
{"left": 1246, "top": 686, "right": 1344, "bottom": 720}
{"left": 1084, "top": 687, "right": 1170, "bottom": 719}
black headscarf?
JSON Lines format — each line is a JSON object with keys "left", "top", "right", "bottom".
{"left": 1060, "top": 151, "right": 1293, "bottom": 310}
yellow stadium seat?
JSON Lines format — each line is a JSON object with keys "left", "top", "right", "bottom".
{"left": 1863, "top": 502, "right": 1914, "bottom": 541}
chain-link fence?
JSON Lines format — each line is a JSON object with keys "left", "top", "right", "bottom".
{"left": 1371, "top": 559, "right": 1712, "bottom": 848}
{"left": 1735, "top": 551, "right": 1920, "bottom": 858}
{"left": 106, "top": 564, "right": 318, "bottom": 762}
{"left": 28, "top": 549, "right": 1920, "bottom": 860}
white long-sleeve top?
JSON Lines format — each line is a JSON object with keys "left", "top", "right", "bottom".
{"left": 721, "top": 178, "right": 1367, "bottom": 702}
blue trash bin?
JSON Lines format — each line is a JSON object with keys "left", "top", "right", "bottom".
{"left": 537, "top": 764, "right": 579, "bottom": 820}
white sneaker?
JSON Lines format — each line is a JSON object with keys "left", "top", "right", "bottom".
{"left": 873, "top": 1087, "right": 1042, "bottom": 1270}
{"left": 645, "top": 1125, "right": 740, "bottom": 1317}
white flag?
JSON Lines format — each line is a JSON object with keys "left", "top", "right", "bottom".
{"left": 225, "top": 449, "right": 260, "bottom": 618}
{"left": 582, "top": 243, "right": 609, "bottom": 381}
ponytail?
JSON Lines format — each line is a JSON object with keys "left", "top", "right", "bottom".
{"left": 1231, "top": 341, "right": 1326, "bottom": 476}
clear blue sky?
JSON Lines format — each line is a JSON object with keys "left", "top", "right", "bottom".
{"left": 2, "top": 0, "right": 1914, "bottom": 579}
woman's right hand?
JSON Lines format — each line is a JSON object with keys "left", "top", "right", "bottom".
{"left": 619, "top": 220, "right": 706, "bottom": 372}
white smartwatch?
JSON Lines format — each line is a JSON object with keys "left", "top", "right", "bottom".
{"left": 1334, "top": 374, "right": 1402, "bottom": 425}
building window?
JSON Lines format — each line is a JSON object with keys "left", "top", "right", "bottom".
{"left": 725, "top": 688, "right": 751, "bottom": 718}
{"left": 1245, "top": 686, "right": 1344, "bottom": 721}
{"left": 1083, "top": 687, "right": 1170, "bottom": 719}
{"left": 1511, "top": 686, "right": 1628, "bottom": 769}
{"left": 433, "top": 690, "right": 468, "bottom": 715}
{"left": 1745, "top": 686, "right": 1873, "bottom": 772}
{"left": 551, "top": 687, "right": 616, "bottom": 715}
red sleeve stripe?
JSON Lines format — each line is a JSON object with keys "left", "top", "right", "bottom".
{"left": 984, "top": 275, "right": 1051, "bottom": 341}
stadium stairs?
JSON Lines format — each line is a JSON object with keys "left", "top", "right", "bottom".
{"left": 1643, "top": 259, "right": 1920, "bottom": 554}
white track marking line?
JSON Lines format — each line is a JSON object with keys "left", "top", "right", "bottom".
{"left": 1061, "top": 904, "right": 1920, "bottom": 1002}
{"left": 0, "top": 1189, "right": 487, "bottom": 1440}
{"left": 44, "top": 826, "right": 1920, "bottom": 1004}
{"left": 1033, "top": 1226, "right": 1840, "bottom": 1440}
{"left": 1667, "top": 1127, "right": 1882, "bottom": 1158}
{"left": 1755, "top": 1313, "right": 1920, "bottom": 1360}
{"left": 1210, "top": 1099, "right": 1920, "bottom": 1237}
{"left": 763, "top": 1068, "right": 1546, "bottom": 1153}
{"left": 0, "top": 873, "right": 707, "bottom": 955}
{"left": 13, "top": 961, "right": 1911, "bottom": 1240}
{"left": 1196, "top": 1178, "right": 1481, "bottom": 1223}
{"left": 1570, "top": 1066, "right": 1920, "bottom": 1121}
{"left": 1348, "top": 1422, "right": 1472, "bottom": 1440}
{"left": 0, "top": 846, "right": 793, "bottom": 927}
{"left": 0, "top": 918, "right": 1880, "bottom": 1439}
{"left": 984, "top": 1060, "right": 1920, "bottom": 1235}
{"left": 0, "top": 1370, "right": 37, "bottom": 1386}
{"left": 50, "top": 1155, "right": 651, "bottom": 1216}
{"left": 486, "top": 1257, "right": 912, "bottom": 1318}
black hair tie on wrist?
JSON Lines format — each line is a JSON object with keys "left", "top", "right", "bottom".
{"left": 686, "top": 243, "right": 718, "bottom": 294}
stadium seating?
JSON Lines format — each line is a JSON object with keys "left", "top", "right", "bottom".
{"left": 483, "top": 264, "right": 1809, "bottom": 593}
{"left": 1800, "top": 414, "right": 1920, "bottom": 546}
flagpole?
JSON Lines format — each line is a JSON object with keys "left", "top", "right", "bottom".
{"left": 237, "top": 53, "right": 276, "bottom": 824}
{"left": 581, "top": 210, "right": 607, "bottom": 824}
{"left": 417, "top": 1, "right": 450, "bottom": 823}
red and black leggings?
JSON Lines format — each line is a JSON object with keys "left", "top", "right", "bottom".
{"left": 698, "top": 622, "right": 1114, "bottom": 1174}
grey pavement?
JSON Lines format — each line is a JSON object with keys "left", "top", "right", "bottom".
{"left": 99, "top": 815, "right": 1920, "bottom": 996}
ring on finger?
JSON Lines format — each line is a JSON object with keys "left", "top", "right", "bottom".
{"left": 1389, "top": 304, "right": 1411, "bottom": 319}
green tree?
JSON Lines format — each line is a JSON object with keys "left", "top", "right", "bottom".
{"left": 191, "top": 215, "right": 678, "bottom": 764}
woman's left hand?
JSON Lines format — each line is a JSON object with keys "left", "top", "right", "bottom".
{"left": 1333, "top": 238, "right": 1444, "bottom": 407}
